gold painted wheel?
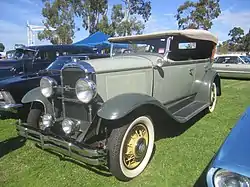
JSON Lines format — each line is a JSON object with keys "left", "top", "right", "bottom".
{"left": 122, "top": 124, "right": 149, "bottom": 169}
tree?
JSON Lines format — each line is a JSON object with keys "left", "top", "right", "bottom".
{"left": 111, "top": 0, "right": 151, "bottom": 36}
{"left": 217, "top": 41, "right": 229, "bottom": 54}
{"left": 38, "top": 0, "right": 76, "bottom": 44}
{"left": 0, "top": 43, "right": 5, "bottom": 52}
{"left": 73, "top": 0, "right": 108, "bottom": 35}
{"left": 243, "top": 29, "right": 250, "bottom": 52}
{"left": 175, "top": 0, "right": 221, "bottom": 30}
{"left": 227, "top": 27, "right": 245, "bottom": 51}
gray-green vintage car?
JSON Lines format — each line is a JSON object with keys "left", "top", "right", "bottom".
{"left": 16, "top": 29, "right": 221, "bottom": 181}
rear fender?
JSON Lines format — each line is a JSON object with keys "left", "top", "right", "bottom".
{"left": 195, "top": 70, "right": 221, "bottom": 103}
{"left": 21, "top": 87, "right": 53, "bottom": 114}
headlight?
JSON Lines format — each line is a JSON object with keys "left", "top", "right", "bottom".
{"left": 214, "top": 169, "right": 250, "bottom": 187}
{"left": 75, "top": 78, "right": 96, "bottom": 103}
{"left": 40, "top": 77, "right": 57, "bottom": 97}
{"left": 62, "top": 118, "right": 75, "bottom": 135}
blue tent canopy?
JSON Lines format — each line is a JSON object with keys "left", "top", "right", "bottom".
{"left": 73, "top": 31, "right": 128, "bottom": 49}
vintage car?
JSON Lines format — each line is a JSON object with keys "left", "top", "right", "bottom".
{"left": 0, "top": 53, "right": 108, "bottom": 118}
{"left": 0, "top": 44, "right": 94, "bottom": 80}
{"left": 212, "top": 54, "right": 250, "bottom": 79}
{"left": 206, "top": 107, "right": 250, "bottom": 187}
{"left": 16, "top": 29, "right": 221, "bottom": 181}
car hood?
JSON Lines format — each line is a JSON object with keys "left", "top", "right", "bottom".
{"left": 85, "top": 54, "right": 160, "bottom": 73}
{"left": 211, "top": 107, "right": 250, "bottom": 177}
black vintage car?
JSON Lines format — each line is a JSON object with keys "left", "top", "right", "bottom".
{"left": 0, "top": 44, "right": 94, "bottom": 80}
{"left": 0, "top": 53, "right": 108, "bottom": 118}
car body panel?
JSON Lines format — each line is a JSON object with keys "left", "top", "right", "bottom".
{"left": 206, "top": 107, "right": 250, "bottom": 186}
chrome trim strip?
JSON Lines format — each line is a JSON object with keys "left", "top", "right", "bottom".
{"left": 16, "top": 123, "right": 106, "bottom": 166}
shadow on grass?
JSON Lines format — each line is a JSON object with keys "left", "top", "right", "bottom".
{"left": 193, "top": 156, "right": 215, "bottom": 187}
{"left": 154, "top": 110, "right": 207, "bottom": 141}
{"left": 0, "top": 136, "right": 26, "bottom": 158}
{"left": 35, "top": 144, "right": 113, "bottom": 178}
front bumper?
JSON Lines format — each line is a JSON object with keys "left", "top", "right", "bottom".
{"left": 0, "top": 103, "right": 23, "bottom": 112}
{"left": 16, "top": 121, "right": 107, "bottom": 166}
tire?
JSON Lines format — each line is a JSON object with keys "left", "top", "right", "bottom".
{"left": 208, "top": 82, "right": 217, "bottom": 113}
{"left": 27, "top": 109, "right": 42, "bottom": 128}
{"left": 108, "top": 116, "right": 155, "bottom": 181}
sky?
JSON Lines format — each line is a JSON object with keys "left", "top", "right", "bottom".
{"left": 1, "top": 0, "right": 250, "bottom": 50}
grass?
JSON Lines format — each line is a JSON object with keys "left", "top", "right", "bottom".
{"left": 1, "top": 79, "right": 250, "bottom": 187}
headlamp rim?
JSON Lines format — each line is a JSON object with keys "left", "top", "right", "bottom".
{"left": 75, "top": 78, "right": 97, "bottom": 103}
{"left": 40, "top": 76, "right": 58, "bottom": 97}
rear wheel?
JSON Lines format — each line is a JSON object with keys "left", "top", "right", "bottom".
{"left": 208, "top": 82, "right": 217, "bottom": 113}
{"left": 108, "top": 116, "right": 155, "bottom": 181}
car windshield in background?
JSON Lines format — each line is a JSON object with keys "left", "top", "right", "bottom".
{"left": 112, "top": 38, "right": 167, "bottom": 56}
{"left": 46, "top": 57, "right": 72, "bottom": 70}
{"left": 240, "top": 56, "right": 250, "bottom": 63}
{"left": 13, "top": 49, "right": 36, "bottom": 59}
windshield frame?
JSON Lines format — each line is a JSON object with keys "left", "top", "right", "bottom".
{"left": 13, "top": 48, "right": 37, "bottom": 60}
{"left": 109, "top": 36, "right": 172, "bottom": 58}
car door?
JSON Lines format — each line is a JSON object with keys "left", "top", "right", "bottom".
{"left": 153, "top": 59, "right": 196, "bottom": 104}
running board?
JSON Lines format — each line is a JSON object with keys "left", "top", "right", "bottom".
{"left": 172, "top": 101, "right": 209, "bottom": 123}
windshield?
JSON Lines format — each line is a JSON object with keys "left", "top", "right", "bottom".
{"left": 13, "top": 49, "right": 36, "bottom": 59}
{"left": 240, "top": 56, "right": 250, "bottom": 63}
{"left": 46, "top": 57, "right": 72, "bottom": 70}
{"left": 112, "top": 38, "right": 167, "bottom": 56}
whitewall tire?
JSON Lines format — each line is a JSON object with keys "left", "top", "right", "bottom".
{"left": 108, "top": 116, "right": 155, "bottom": 181}
{"left": 208, "top": 82, "right": 217, "bottom": 113}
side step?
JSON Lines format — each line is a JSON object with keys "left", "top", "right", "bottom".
{"left": 172, "top": 101, "right": 209, "bottom": 123}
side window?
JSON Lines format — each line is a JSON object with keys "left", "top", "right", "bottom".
{"left": 226, "top": 57, "right": 238, "bottom": 64}
{"left": 36, "top": 50, "right": 57, "bottom": 61}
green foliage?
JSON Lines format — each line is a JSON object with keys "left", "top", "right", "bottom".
{"left": 38, "top": 0, "right": 76, "bottom": 44}
{"left": 218, "top": 27, "right": 250, "bottom": 53}
{"left": 110, "top": 0, "right": 151, "bottom": 36}
{"left": 0, "top": 43, "right": 5, "bottom": 52}
{"left": 243, "top": 29, "right": 250, "bottom": 52}
{"left": 73, "top": 0, "right": 108, "bottom": 35}
{"left": 175, "top": 0, "right": 221, "bottom": 30}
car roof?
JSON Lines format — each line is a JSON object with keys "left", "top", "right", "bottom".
{"left": 108, "top": 29, "right": 218, "bottom": 44}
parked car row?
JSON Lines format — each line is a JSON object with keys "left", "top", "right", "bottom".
{"left": 0, "top": 44, "right": 109, "bottom": 118}
{"left": 212, "top": 54, "right": 250, "bottom": 79}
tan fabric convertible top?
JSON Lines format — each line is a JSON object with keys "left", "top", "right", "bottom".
{"left": 108, "top": 29, "right": 218, "bottom": 44}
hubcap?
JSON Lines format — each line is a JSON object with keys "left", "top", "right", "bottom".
{"left": 122, "top": 124, "right": 149, "bottom": 170}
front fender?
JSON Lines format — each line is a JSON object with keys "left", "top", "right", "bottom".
{"left": 21, "top": 87, "right": 53, "bottom": 114}
{"left": 97, "top": 93, "right": 173, "bottom": 121}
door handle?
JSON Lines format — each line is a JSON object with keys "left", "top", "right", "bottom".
{"left": 189, "top": 68, "right": 194, "bottom": 75}
{"left": 225, "top": 64, "right": 230, "bottom": 67}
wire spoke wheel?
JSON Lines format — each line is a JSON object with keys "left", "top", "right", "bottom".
{"left": 108, "top": 116, "right": 155, "bottom": 181}
{"left": 122, "top": 123, "right": 149, "bottom": 169}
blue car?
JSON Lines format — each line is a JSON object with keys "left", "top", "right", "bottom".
{"left": 206, "top": 107, "right": 250, "bottom": 187}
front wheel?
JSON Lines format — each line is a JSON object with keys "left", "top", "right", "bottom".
{"left": 108, "top": 116, "right": 155, "bottom": 181}
{"left": 27, "top": 108, "right": 43, "bottom": 128}
{"left": 208, "top": 82, "right": 217, "bottom": 113}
